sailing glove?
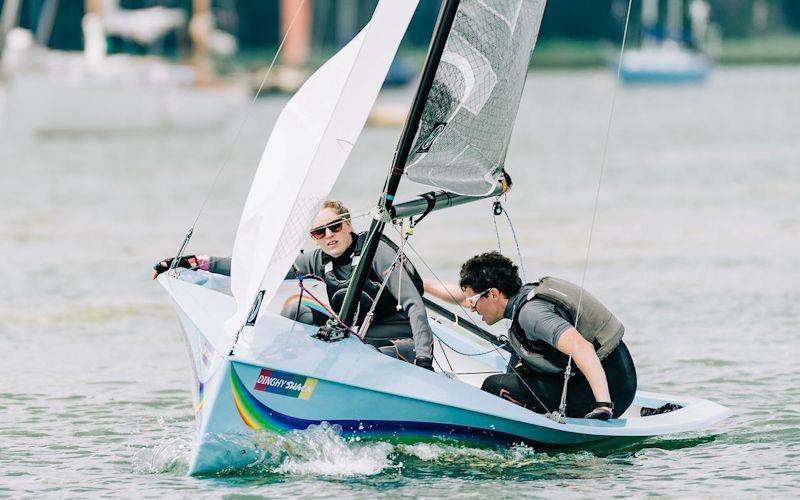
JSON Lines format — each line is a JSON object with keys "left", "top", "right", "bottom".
{"left": 414, "top": 356, "right": 434, "bottom": 371}
{"left": 153, "top": 255, "right": 199, "bottom": 276}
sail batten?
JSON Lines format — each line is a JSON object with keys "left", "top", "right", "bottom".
{"left": 403, "top": 0, "right": 547, "bottom": 196}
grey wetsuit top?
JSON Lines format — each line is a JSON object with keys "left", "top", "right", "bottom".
{"left": 208, "top": 239, "right": 434, "bottom": 360}
{"left": 504, "top": 294, "right": 573, "bottom": 349}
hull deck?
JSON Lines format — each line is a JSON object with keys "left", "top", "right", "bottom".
{"left": 158, "top": 270, "right": 730, "bottom": 475}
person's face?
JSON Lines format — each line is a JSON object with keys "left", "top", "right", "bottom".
{"left": 310, "top": 207, "right": 353, "bottom": 258}
{"left": 463, "top": 286, "right": 506, "bottom": 325}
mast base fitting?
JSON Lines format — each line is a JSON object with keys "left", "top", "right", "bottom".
{"left": 315, "top": 323, "right": 349, "bottom": 342}
{"left": 545, "top": 411, "right": 566, "bottom": 424}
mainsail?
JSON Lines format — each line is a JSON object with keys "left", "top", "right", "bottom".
{"left": 403, "top": 0, "right": 546, "bottom": 196}
{"left": 225, "top": 1, "right": 420, "bottom": 337}
{"left": 334, "top": 0, "right": 547, "bottom": 327}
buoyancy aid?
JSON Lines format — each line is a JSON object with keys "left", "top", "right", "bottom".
{"left": 508, "top": 277, "right": 625, "bottom": 374}
{"left": 323, "top": 232, "right": 424, "bottom": 326}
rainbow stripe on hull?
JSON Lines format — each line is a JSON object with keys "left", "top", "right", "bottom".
{"left": 281, "top": 293, "right": 331, "bottom": 318}
{"left": 229, "top": 363, "right": 530, "bottom": 448}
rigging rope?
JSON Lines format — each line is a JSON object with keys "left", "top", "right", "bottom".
{"left": 170, "top": 0, "right": 308, "bottom": 271}
{"left": 556, "top": 0, "right": 634, "bottom": 419}
{"left": 355, "top": 246, "right": 405, "bottom": 340}
{"left": 387, "top": 224, "right": 510, "bottom": 359}
{"left": 492, "top": 200, "right": 527, "bottom": 284}
{"left": 491, "top": 205, "right": 502, "bottom": 254}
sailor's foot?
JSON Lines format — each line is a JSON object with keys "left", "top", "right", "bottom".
{"left": 584, "top": 402, "right": 614, "bottom": 420}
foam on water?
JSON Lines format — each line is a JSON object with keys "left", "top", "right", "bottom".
{"left": 129, "top": 421, "right": 578, "bottom": 479}
{"left": 269, "top": 423, "right": 396, "bottom": 476}
{"left": 131, "top": 436, "right": 191, "bottom": 475}
{"left": 244, "top": 425, "right": 553, "bottom": 477}
{"left": 130, "top": 416, "right": 192, "bottom": 475}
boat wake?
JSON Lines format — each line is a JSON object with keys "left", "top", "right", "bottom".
{"left": 131, "top": 434, "right": 192, "bottom": 475}
{"left": 198, "top": 423, "right": 590, "bottom": 478}
{"left": 259, "top": 423, "right": 396, "bottom": 476}
{"left": 132, "top": 421, "right": 725, "bottom": 479}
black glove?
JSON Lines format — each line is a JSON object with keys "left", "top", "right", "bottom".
{"left": 414, "top": 357, "right": 434, "bottom": 371}
{"left": 584, "top": 401, "right": 613, "bottom": 420}
{"left": 152, "top": 255, "right": 198, "bottom": 277}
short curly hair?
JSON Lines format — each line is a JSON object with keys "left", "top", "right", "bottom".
{"left": 459, "top": 251, "right": 522, "bottom": 297}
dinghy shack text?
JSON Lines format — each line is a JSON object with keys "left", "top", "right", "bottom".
{"left": 254, "top": 369, "right": 318, "bottom": 400}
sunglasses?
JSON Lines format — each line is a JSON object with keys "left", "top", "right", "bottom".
{"left": 310, "top": 219, "right": 345, "bottom": 240}
{"left": 465, "top": 288, "right": 490, "bottom": 308}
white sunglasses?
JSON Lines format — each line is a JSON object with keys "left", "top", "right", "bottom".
{"left": 465, "top": 288, "right": 490, "bottom": 307}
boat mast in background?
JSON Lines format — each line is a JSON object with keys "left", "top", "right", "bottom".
{"left": 190, "top": 0, "right": 212, "bottom": 85}
{"left": 0, "top": 0, "right": 21, "bottom": 57}
{"left": 620, "top": 0, "right": 712, "bottom": 84}
{"left": 280, "top": 0, "right": 311, "bottom": 69}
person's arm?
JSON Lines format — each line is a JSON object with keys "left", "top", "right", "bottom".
{"left": 291, "top": 249, "right": 318, "bottom": 277}
{"left": 423, "top": 279, "right": 467, "bottom": 306}
{"left": 555, "top": 328, "right": 612, "bottom": 414}
{"left": 374, "top": 245, "right": 433, "bottom": 365}
{"left": 517, "top": 302, "right": 612, "bottom": 417}
{"left": 154, "top": 251, "right": 318, "bottom": 281}
{"left": 207, "top": 256, "right": 230, "bottom": 275}
{"left": 209, "top": 249, "right": 319, "bottom": 279}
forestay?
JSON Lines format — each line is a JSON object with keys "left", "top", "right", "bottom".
{"left": 225, "top": 0, "right": 420, "bottom": 337}
{"left": 403, "top": 0, "right": 546, "bottom": 196}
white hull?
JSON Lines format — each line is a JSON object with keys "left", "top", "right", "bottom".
{"left": 158, "top": 270, "right": 731, "bottom": 475}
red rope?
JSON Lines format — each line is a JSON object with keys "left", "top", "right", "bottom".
{"left": 293, "top": 272, "right": 358, "bottom": 339}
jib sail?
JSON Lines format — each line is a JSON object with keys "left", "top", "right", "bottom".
{"left": 225, "top": 1, "right": 420, "bottom": 337}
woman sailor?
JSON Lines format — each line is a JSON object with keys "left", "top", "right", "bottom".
{"left": 426, "top": 251, "right": 637, "bottom": 419}
{"left": 153, "top": 200, "right": 434, "bottom": 370}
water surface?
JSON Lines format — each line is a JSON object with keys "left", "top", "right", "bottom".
{"left": 1, "top": 66, "right": 798, "bottom": 497}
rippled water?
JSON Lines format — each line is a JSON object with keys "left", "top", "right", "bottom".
{"left": 1, "top": 66, "right": 798, "bottom": 497}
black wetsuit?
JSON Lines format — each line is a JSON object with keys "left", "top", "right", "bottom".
{"left": 481, "top": 292, "right": 637, "bottom": 418}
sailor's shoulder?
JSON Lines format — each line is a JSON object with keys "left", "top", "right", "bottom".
{"left": 371, "top": 239, "right": 397, "bottom": 264}
{"left": 296, "top": 247, "right": 325, "bottom": 270}
{"left": 517, "top": 297, "right": 557, "bottom": 321}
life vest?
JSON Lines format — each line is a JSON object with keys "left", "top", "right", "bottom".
{"left": 324, "top": 232, "right": 424, "bottom": 326}
{"left": 508, "top": 277, "right": 624, "bottom": 374}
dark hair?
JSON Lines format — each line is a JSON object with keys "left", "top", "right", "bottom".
{"left": 459, "top": 251, "right": 522, "bottom": 298}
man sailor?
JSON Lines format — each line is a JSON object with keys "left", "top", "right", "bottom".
{"left": 152, "top": 200, "right": 434, "bottom": 370}
{"left": 425, "top": 251, "right": 637, "bottom": 419}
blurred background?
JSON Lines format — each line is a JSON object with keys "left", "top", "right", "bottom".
{"left": 2, "top": 0, "right": 800, "bottom": 129}
{"left": 1, "top": 0, "right": 798, "bottom": 497}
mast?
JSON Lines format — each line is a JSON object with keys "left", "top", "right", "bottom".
{"left": 0, "top": 0, "right": 21, "bottom": 56}
{"left": 335, "top": 0, "right": 461, "bottom": 328}
{"left": 190, "top": 0, "right": 212, "bottom": 86}
{"left": 280, "top": 0, "right": 312, "bottom": 69}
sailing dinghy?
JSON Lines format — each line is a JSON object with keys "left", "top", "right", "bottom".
{"left": 157, "top": 0, "right": 730, "bottom": 476}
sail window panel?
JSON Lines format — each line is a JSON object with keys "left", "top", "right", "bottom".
{"left": 404, "top": 0, "right": 547, "bottom": 196}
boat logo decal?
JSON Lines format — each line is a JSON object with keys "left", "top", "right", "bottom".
{"left": 417, "top": 122, "right": 447, "bottom": 153}
{"left": 254, "top": 369, "right": 318, "bottom": 400}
